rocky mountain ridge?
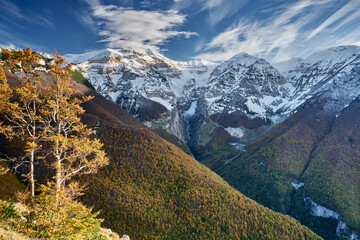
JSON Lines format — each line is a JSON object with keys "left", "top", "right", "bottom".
{"left": 65, "top": 45, "right": 360, "bottom": 148}
{"left": 66, "top": 48, "right": 216, "bottom": 141}
{"left": 275, "top": 45, "right": 360, "bottom": 115}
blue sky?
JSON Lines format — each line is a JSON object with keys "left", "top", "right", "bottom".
{"left": 1, "top": 0, "right": 360, "bottom": 63}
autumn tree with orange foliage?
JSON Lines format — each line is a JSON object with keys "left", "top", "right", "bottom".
{"left": 41, "top": 50, "right": 109, "bottom": 204}
{"left": 0, "top": 48, "right": 108, "bottom": 202}
{"left": 0, "top": 48, "right": 42, "bottom": 199}
{"left": 0, "top": 48, "right": 110, "bottom": 238}
{"left": 0, "top": 65, "right": 11, "bottom": 175}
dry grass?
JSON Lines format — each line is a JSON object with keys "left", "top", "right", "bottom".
{"left": 0, "top": 225, "right": 31, "bottom": 240}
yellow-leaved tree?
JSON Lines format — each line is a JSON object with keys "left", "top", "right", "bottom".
{"left": 0, "top": 65, "right": 11, "bottom": 175}
{"left": 28, "top": 183, "right": 104, "bottom": 239}
{"left": 1, "top": 48, "right": 110, "bottom": 238}
{"left": 0, "top": 48, "right": 42, "bottom": 198}
{"left": 42, "top": 50, "right": 109, "bottom": 204}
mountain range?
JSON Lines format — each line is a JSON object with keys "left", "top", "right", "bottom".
{"left": 64, "top": 45, "right": 360, "bottom": 240}
{"left": 0, "top": 65, "right": 321, "bottom": 240}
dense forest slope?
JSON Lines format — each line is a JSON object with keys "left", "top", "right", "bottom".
{"left": 220, "top": 96, "right": 360, "bottom": 239}
{"left": 82, "top": 124, "right": 321, "bottom": 240}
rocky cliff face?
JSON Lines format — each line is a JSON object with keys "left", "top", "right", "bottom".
{"left": 275, "top": 45, "right": 360, "bottom": 115}
{"left": 65, "top": 48, "right": 293, "bottom": 145}
{"left": 205, "top": 53, "right": 290, "bottom": 119}
{"left": 65, "top": 48, "right": 216, "bottom": 141}
{"left": 66, "top": 45, "right": 360, "bottom": 149}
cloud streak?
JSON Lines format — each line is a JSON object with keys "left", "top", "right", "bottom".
{"left": 196, "top": 0, "right": 360, "bottom": 62}
{"left": 0, "top": 0, "right": 54, "bottom": 29}
{"left": 173, "top": 0, "right": 248, "bottom": 25}
{"left": 306, "top": 0, "right": 360, "bottom": 40}
{"left": 84, "top": 3, "right": 197, "bottom": 51}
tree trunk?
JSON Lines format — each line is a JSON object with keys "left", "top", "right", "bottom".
{"left": 30, "top": 105, "right": 36, "bottom": 206}
{"left": 30, "top": 147, "right": 35, "bottom": 206}
{"left": 55, "top": 157, "right": 61, "bottom": 205}
{"left": 55, "top": 136, "right": 61, "bottom": 205}
{"left": 55, "top": 96, "right": 62, "bottom": 205}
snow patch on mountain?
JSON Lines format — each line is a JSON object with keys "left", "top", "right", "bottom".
{"left": 183, "top": 101, "right": 197, "bottom": 118}
{"left": 149, "top": 97, "right": 174, "bottom": 111}
{"left": 351, "top": 233, "right": 359, "bottom": 240}
{"left": 291, "top": 182, "right": 304, "bottom": 190}
{"left": 225, "top": 127, "right": 244, "bottom": 138}
{"left": 306, "top": 198, "right": 339, "bottom": 219}
{"left": 245, "top": 97, "right": 266, "bottom": 116}
{"left": 305, "top": 197, "right": 359, "bottom": 239}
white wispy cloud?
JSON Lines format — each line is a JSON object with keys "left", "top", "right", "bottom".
{"left": 0, "top": 42, "right": 17, "bottom": 50}
{"left": 70, "top": 8, "right": 97, "bottom": 33}
{"left": 0, "top": 24, "right": 29, "bottom": 50}
{"left": 87, "top": 4, "right": 197, "bottom": 51}
{"left": 0, "top": 27, "right": 45, "bottom": 52}
{"left": 0, "top": 0, "right": 54, "bottom": 29}
{"left": 196, "top": 0, "right": 360, "bottom": 62}
{"left": 173, "top": 0, "right": 248, "bottom": 25}
{"left": 306, "top": 0, "right": 360, "bottom": 40}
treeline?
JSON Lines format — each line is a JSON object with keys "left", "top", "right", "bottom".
{"left": 0, "top": 48, "right": 109, "bottom": 239}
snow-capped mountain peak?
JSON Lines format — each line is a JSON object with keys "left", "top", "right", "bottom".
{"left": 229, "top": 52, "right": 261, "bottom": 65}
{"left": 205, "top": 52, "right": 291, "bottom": 121}
{"left": 66, "top": 45, "right": 360, "bottom": 143}
{"left": 275, "top": 45, "right": 360, "bottom": 114}
{"left": 65, "top": 48, "right": 218, "bottom": 140}
{"left": 304, "top": 45, "right": 360, "bottom": 66}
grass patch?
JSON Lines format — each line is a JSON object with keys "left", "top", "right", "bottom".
{"left": 71, "top": 70, "right": 94, "bottom": 89}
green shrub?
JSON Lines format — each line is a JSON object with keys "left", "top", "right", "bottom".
{"left": 1, "top": 198, "right": 16, "bottom": 219}
{"left": 71, "top": 70, "right": 94, "bottom": 89}
{"left": 25, "top": 184, "right": 103, "bottom": 240}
